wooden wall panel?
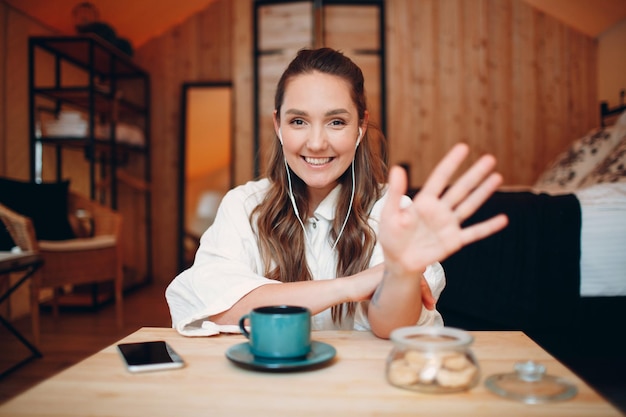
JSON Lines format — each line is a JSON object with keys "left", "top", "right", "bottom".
{"left": 3, "top": 12, "right": 89, "bottom": 190}
{"left": 325, "top": 5, "right": 382, "bottom": 127}
{"left": 256, "top": 2, "right": 313, "bottom": 175}
{"left": 324, "top": 5, "right": 380, "bottom": 50}
{"left": 387, "top": 0, "right": 597, "bottom": 186}
{"left": 438, "top": 0, "right": 464, "bottom": 158}
{"left": 510, "top": 0, "right": 538, "bottom": 182}
{"left": 536, "top": 11, "right": 563, "bottom": 171}
{"left": 387, "top": 0, "right": 438, "bottom": 186}
{"left": 462, "top": 0, "right": 490, "bottom": 162}
{"left": 3, "top": 9, "right": 53, "bottom": 180}
{"left": 0, "top": 3, "right": 5, "bottom": 174}
{"left": 258, "top": 2, "right": 312, "bottom": 51}
{"left": 487, "top": 0, "right": 513, "bottom": 172}
{"left": 232, "top": 0, "right": 254, "bottom": 186}
{"left": 134, "top": 0, "right": 233, "bottom": 283}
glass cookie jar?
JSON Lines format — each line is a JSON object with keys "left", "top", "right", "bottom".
{"left": 386, "top": 326, "right": 480, "bottom": 393}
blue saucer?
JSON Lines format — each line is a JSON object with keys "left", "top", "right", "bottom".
{"left": 225, "top": 341, "right": 336, "bottom": 372}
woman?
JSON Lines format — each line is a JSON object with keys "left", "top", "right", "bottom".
{"left": 166, "top": 48, "right": 507, "bottom": 339}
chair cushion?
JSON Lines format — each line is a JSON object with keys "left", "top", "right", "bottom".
{"left": 0, "top": 178, "right": 76, "bottom": 241}
{"left": 39, "top": 235, "right": 116, "bottom": 251}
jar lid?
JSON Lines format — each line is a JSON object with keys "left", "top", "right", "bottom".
{"left": 485, "top": 360, "right": 577, "bottom": 404}
{"left": 390, "top": 326, "right": 473, "bottom": 350}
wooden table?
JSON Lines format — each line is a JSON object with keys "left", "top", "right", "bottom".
{"left": 0, "top": 328, "right": 621, "bottom": 417}
{"left": 0, "top": 251, "right": 43, "bottom": 377}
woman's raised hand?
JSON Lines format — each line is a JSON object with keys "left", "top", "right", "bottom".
{"left": 379, "top": 143, "right": 508, "bottom": 276}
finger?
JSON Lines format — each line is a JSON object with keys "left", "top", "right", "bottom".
{"left": 420, "top": 276, "right": 435, "bottom": 310}
{"left": 383, "top": 165, "right": 408, "bottom": 217}
{"left": 441, "top": 154, "right": 497, "bottom": 209}
{"left": 459, "top": 214, "right": 509, "bottom": 246}
{"left": 454, "top": 172, "right": 503, "bottom": 222}
{"left": 418, "top": 143, "right": 469, "bottom": 199}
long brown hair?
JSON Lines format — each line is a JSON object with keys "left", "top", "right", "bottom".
{"left": 251, "top": 48, "right": 388, "bottom": 323}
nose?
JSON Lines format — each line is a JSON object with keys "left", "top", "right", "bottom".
{"left": 306, "top": 127, "right": 329, "bottom": 151}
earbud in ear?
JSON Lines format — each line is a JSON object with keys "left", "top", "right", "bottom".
{"left": 355, "top": 127, "right": 363, "bottom": 149}
{"left": 278, "top": 128, "right": 283, "bottom": 145}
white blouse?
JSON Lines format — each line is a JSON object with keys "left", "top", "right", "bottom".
{"left": 166, "top": 179, "right": 446, "bottom": 336}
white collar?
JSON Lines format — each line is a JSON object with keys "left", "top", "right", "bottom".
{"left": 311, "top": 184, "right": 343, "bottom": 221}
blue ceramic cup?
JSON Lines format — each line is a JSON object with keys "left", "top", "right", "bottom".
{"left": 239, "top": 305, "right": 311, "bottom": 359}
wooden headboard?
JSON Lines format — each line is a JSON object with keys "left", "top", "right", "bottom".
{"left": 600, "top": 89, "right": 626, "bottom": 127}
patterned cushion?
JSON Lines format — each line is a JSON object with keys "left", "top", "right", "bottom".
{"left": 534, "top": 125, "right": 624, "bottom": 193}
{"left": 579, "top": 131, "right": 626, "bottom": 187}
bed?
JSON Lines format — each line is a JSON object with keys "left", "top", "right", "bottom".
{"left": 431, "top": 100, "right": 626, "bottom": 363}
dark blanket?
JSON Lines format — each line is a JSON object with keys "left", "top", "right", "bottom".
{"left": 436, "top": 191, "right": 582, "bottom": 332}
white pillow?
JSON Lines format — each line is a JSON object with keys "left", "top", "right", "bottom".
{"left": 534, "top": 123, "right": 624, "bottom": 193}
{"left": 574, "top": 182, "right": 626, "bottom": 296}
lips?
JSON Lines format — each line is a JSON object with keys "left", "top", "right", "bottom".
{"left": 303, "top": 156, "right": 333, "bottom": 165}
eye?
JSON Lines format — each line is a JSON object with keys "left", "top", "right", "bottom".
{"left": 289, "top": 118, "right": 306, "bottom": 127}
{"left": 329, "top": 119, "right": 346, "bottom": 127}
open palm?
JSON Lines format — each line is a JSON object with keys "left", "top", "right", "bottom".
{"left": 379, "top": 143, "right": 508, "bottom": 274}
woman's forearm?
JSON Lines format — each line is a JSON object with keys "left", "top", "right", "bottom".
{"left": 210, "top": 278, "right": 351, "bottom": 325}
{"left": 366, "top": 267, "right": 423, "bottom": 339}
{"left": 211, "top": 264, "right": 386, "bottom": 326}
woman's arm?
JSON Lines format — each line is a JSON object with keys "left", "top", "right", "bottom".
{"left": 211, "top": 260, "right": 437, "bottom": 326}
{"left": 368, "top": 143, "right": 508, "bottom": 338}
{"left": 211, "top": 264, "right": 386, "bottom": 325}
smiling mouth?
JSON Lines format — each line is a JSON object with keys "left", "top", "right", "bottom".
{"left": 303, "top": 156, "right": 333, "bottom": 165}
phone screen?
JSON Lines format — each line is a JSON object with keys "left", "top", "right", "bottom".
{"left": 116, "top": 341, "right": 185, "bottom": 373}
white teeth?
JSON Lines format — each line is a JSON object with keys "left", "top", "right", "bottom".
{"left": 304, "top": 157, "right": 331, "bottom": 165}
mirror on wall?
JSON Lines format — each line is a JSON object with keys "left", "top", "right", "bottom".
{"left": 178, "top": 82, "right": 233, "bottom": 272}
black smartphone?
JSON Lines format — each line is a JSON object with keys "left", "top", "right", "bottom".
{"left": 116, "top": 340, "right": 185, "bottom": 373}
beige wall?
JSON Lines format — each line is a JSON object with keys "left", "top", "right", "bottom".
{"left": 598, "top": 18, "right": 626, "bottom": 107}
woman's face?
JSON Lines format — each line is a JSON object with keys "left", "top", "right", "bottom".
{"left": 274, "top": 71, "right": 366, "bottom": 205}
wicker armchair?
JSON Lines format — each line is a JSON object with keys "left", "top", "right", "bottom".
{"left": 0, "top": 191, "right": 123, "bottom": 346}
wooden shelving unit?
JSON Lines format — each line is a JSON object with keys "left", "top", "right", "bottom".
{"left": 28, "top": 35, "right": 153, "bottom": 303}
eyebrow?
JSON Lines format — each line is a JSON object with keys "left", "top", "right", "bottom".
{"left": 284, "top": 108, "right": 351, "bottom": 117}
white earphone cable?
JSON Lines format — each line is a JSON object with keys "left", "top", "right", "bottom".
{"left": 284, "top": 157, "right": 310, "bottom": 244}
{"left": 331, "top": 159, "right": 355, "bottom": 252}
